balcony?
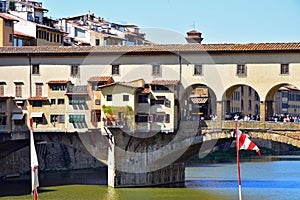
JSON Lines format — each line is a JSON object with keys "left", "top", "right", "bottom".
{"left": 103, "top": 118, "right": 126, "bottom": 128}
{"left": 66, "top": 85, "right": 88, "bottom": 95}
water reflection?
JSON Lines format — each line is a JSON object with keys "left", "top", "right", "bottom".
{"left": 0, "top": 156, "right": 299, "bottom": 200}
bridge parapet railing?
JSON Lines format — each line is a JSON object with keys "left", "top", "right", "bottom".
{"left": 203, "top": 121, "right": 300, "bottom": 131}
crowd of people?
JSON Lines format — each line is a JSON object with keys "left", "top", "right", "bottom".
{"left": 266, "top": 114, "right": 300, "bottom": 122}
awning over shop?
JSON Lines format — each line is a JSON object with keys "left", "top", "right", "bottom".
{"left": 190, "top": 97, "right": 208, "bottom": 104}
{"left": 31, "top": 112, "right": 43, "bottom": 118}
{"left": 12, "top": 113, "right": 24, "bottom": 120}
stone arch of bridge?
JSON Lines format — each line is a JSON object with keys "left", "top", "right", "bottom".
{"left": 175, "top": 130, "right": 300, "bottom": 162}
{"left": 201, "top": 129, "right": 300, "bottom": 149}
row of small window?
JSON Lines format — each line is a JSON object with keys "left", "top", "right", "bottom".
{"left": 232, "top": 89, "right": 259, "bottom": 101}
{"left": 115, "top": 64, "right": 290, "bottom": 77}
{"left": 36, "top": 30, "right": 63, "bottom": 43}
{"left": 232, "top": 100, "right": 257, "bottom": 111}
{"left": 38, "top": 114, "right": 85, "bottom": 123}
{"left": 281, "top": 92, "right": 300, "bottom": 101}
{"left": 282, "top": 104, "right": 300, "bottom": 109}
{"left": 33, "top": 98, "right": 91, "bottom": 107}
{"left": 135, "top": 114, "right": 170, "bottom": 123}
{"left": 236, "top": 64, "right": 290, "bottom": 76}
{"left": 31, "top": 65, "right": 80, "bottom": 77}
{"left": 30, "top": 63, "right": 292, "bottom": 77}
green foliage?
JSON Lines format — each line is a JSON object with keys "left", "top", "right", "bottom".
{"left": 102, "top": 106, "right": 133, "bottom": 117}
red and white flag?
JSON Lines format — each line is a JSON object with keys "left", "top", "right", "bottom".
{"left": 237, "top": 129, "right": 261, "bottom": 156}
{"left": 30, "top": 118, "right": 39, "bottom": 200}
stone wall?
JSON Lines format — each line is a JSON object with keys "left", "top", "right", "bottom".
{"left": 0, "top": 132, "right": 105, "bottom": 178}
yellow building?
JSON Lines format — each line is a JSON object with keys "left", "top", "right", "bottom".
{"left": 87, "top": 76, "right": 114, "bottom": 130}
{"left": 0, "top": 13, "right": 18, "bottom": 46}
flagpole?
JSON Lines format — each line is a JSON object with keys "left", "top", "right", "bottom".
{"left": 30, "top": 118, "right": 39, "bottom": 200}
{"left": 235, "top": 122, "right": 242, "bottom": 200}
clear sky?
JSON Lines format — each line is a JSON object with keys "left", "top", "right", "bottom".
{"left": 42, "top": 0, "right": 300, "bottom": 44}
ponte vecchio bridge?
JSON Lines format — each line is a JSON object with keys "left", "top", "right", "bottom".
{"left": 1, "top": 43, "right": 300, "bottom": 187}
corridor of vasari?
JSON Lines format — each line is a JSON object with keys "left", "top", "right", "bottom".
{"left": 1, "top": 1, "right": 300, "bottom": 200}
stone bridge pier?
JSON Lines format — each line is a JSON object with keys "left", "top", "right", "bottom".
{"left": 106, "top": 128, "right": 187, "bottom": 188}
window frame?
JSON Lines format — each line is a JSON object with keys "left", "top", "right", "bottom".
{"left": 236, "top": 64, "right": 247, "bottom": 76}
{"left": 194, "top": 64, "right": 203, "bottom": 76}
{"left": 15, "top": 82, "right": 23, "bottom": 97}
{"left": 35, "top": 83, "right": 43, "bottom": 96}
{"left": 107, "top": 94, "right": 112, "bottom": 101}
{"left": 152, "top": 64, "right": 161, "bottom": 77}
{"left": 112, "top": 64, "right": 120, "bottom": 75}
{"left": 280, "top": 64, "right": 289, "bottom": 75}
{"left": 123, "top": 95, "right": 129, "bottom": 102}
{"left": 70, "top": 65, "right": 80, "bottom": 77}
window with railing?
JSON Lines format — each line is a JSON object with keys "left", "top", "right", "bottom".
{"left": 69, "top": 97, "right": 86, "bottom": 105}
{"left": 32, "top": 101, "right": 43, "bottom": 107}
{"left": 50, "top": 84, "right": 67, "bottom": 91}
{"left": 135, "top": 115, "right": 149, "bottom": 123}
{"left": 69, "top": 114, "right": 85, "bottom": 123}
{"left": 150, "top": 114, "right": 170, "bottom": 123}
{"left": 51, "top": 115, "right": 65, "bottom": 123}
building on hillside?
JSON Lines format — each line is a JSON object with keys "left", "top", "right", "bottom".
{"left": 57, "top": 13, "right": 151, "bottom": 46}
{"left": 1, "top": 0, "right": 65, "bottom": 46}
{"left": 10, "top": 0, "right": 48, "bottom": 24}
{"left": 0, "top": 13, "right": 18, "bottom": 46}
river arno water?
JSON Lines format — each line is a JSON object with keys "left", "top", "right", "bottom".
{"left": 0, "top": 156, "right": 300, "bottom": 200}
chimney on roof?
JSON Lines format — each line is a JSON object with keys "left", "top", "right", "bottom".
{"left": 185, "top": 30, "right": 203, "bottom": 44}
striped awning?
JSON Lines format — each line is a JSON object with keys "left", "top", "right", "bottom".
{"left": 190, "top": 97, "right": 208, "bottom": 104}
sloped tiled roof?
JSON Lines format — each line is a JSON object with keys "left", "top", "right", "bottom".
{"left": 1, "top": 43, "right": 300, "bottom": 55}
{"left": 150, "top": 80, "right": 179, "bottom": 85}
{"left": 88, "top": 76, "right": 112, "bottom": 82}
{"left": 28, "top": 97, "right": 48, "bottom": 101}
{"left": 14, "top": 31, "right": 35, "bottom": 38}
{"left": 0, "top": 13, "right": 19, "bottom": 21}
{"left": 47, "top": 80, "right": 70, "bottom": 84}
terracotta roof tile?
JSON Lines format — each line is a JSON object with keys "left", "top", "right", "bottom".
{"left": 150, "top": 80, "right": 179, "bottom": 85}
{"left": 47, "top": 80, "right": 70, "bottom": 84}
{"left": 1, "top": 43, "right": 300, "bottom": 55}
{"left": 0, "top": 13, "right": 19, "bottom": 21}
{"left": 28, "top": 97, "right": 48, "bottom": 101}
{"left": 88, "top": 76, "right": 112, "bottom": 82}
{"left": 14, "top": 31, "right": 35, "bottom": 38}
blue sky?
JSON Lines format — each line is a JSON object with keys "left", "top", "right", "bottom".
{"left": 43, "top": 0, "right": 300, "bottom": 44}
